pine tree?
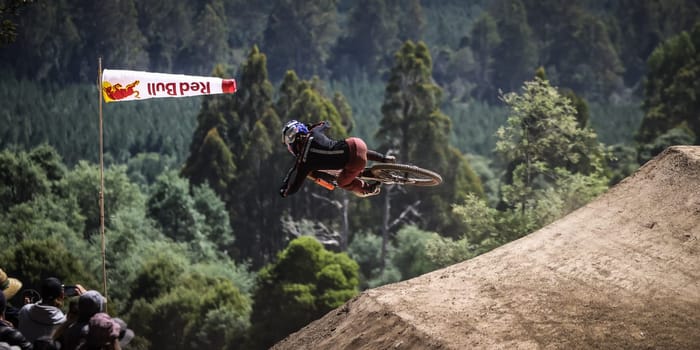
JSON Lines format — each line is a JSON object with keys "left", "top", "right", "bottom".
{"left": 263, "top": 0, "right": 340, "bottom": 79}
{"left": 468, "top": 13, "right": 502, "bottom": 101}
{"left": 182, "top": 64, "right": 235, "bottom": 199}
{"left": 223, "top": 46, "right": 286, "bottom": 265}
{"left": 135, "top": 1, "right": 194, "bottom": 72}
{"left": 491, "top": 0, "right": 538, "bottom": 94}
{"left": 378, "top": 41, "right": 484, "bottom": 237}
{"left": 636, "top": 22, "right": 700, "bottom": 160}
{"left": 496, "top": 77, "right": 608, "bottom": 214}
{"left": 328, "top": 0, "right": 399, "bottom": 78}
{"left": 181, "top": 127, "right": 236, "bottom": 199}
{"left": 178, "top": 1, "right": 229, "bottom": 76}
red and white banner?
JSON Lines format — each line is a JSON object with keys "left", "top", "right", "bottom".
{"left": 101, "top": 69, "right": 237, "bottom": 103}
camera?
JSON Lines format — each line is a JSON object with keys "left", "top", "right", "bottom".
{"left": 63, "top": 285, "right": 79, "bottom": 297}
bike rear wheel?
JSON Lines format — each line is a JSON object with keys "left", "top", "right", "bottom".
{"left": 366, "top": 163, "right": 442, "bottom": 187}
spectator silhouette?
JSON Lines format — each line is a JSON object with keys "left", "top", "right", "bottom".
{"left": 58, "top": 291, "right": 105, "bottom": 350}
{"left": 0, "top": 269, "right": 22, "bottom": 328}
{"left": 0, "top": 269, "right": 21, "bottom": 303}
{"left": 76, "top": 313, "right": 121, "bottom": 350}
{"left": 0, "top": 342, "right": 20, "bottom": 350}
{"left": 111, "top": 318, "right": 133, "bottom": 349}
{"left": 32, "top": 336, "right": 60, "bottom": 350}
{"left": 0, "top": 292, "right": 32, "bottom": 350}
{"left": 17, "top": 278, "right": 66, "bottom": 342}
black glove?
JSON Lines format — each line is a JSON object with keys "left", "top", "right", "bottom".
{"left": 309, "top": 121, "right": 330, "bottom": 131}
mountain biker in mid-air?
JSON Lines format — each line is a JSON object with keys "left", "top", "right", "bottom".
{"left": 279, "top": 120, "right": 395, "bottom": 198}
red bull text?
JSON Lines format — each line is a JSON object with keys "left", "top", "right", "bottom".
{"left": 147, "top": 81, "right": 211, "bottom": 96}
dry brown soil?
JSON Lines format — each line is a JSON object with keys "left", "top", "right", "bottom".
{"left": 272, "top": 146, "right": 700, "bottom": 350}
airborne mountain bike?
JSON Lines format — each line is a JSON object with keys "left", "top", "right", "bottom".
{"left": 308, "top": 162, "right": 443, "bottom": 191}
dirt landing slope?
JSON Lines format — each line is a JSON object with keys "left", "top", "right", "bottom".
{"left": 272, "top": 146, "right": 700, "bottom": 350}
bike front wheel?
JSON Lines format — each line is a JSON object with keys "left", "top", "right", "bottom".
{"left": 367, "top": 163, "right": 442, "bottom": 187}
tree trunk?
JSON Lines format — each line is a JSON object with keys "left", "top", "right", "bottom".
{"left": 380, "top": 185, "right": 393, "bottom": 273}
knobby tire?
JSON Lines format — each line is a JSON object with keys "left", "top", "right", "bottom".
{"left": 367, "top": 163, "right": 442, "bottom": 187}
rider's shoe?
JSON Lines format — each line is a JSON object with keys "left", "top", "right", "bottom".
{"left": 354, "top": 182, "right": 381, "bottom": 197}
{"left": 383, "top": 155, "right": 396, "bottom": 163}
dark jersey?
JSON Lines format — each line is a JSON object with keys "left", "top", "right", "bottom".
{"left": 280, "top": 126, "right": 350, "bottom": 196}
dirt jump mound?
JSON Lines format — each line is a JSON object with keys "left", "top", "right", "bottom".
{"left": 272, "top": 146, "right": 700, "bottom": 350}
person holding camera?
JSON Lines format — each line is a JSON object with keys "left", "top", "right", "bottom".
{"left": 17, "top": 277, "right": 85, "bottom": 343}
{"left": 57, "top": 290, "right": 106, "bottom": 350}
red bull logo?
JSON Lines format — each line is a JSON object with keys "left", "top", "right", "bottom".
{"left": 147, "top": 81, "right": 211, "bottom": 96}
{"left": 102, "top": 80, "right": 140, "bottom": 102}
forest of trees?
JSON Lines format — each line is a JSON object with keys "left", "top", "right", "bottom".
{"left": 1, "top": 0, "right": 699, "bottom": 348}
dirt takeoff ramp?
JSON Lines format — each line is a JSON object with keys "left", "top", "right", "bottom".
{"left": 272, "top": 146, "right": 700, "bottom": 350}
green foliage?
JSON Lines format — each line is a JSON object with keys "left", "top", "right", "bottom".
{"left": 451, "top": 193, "right": 498, "bottom": 245}
{"left": 73, "top": 0, "right": 148, "bottom": 80}
{"left": 344, "top": 229, "right": 402, "bottom": 289}
{"left": 329, "top": 0, "right": 425, "bottom": 78}
{"left": 60, "top": 161, "right": 143, "bottom": 238}
{"left": 129, "top": 250, "right": 188, "bottom": 304}
{"left": 0, "top": 143, "right": 254, "bottom": 350}
{"left": 146, "top": 170, "right": 203, "bottom": 242}
{"left": 432, "top": 45, "right": 478, "bottom": 102}
{"left": 327, "top": 75, "right": 384, "bottom": 142}
{"left": 517, "top": 1, "right": 624, "bottom": 100}
{"left": 390, "top": 226, "right": 441, "bottom": 280}
{"left": 378, "top": 40, "right": 484, "bottom": 236}
{"left": 365, "top": 264, "right": 401, "bottom": 289}
{"left": 2, "top": 4, "right": 699, "bottom": 347}
{"left": 190, "top": 46, "right": 289, "bottom": 266}
{"left": 423, "top": 234, "right": 476, "bottom": 268}
{"left": 636, "top": 22, "right": 700, "bottom": 159}
{"left": 330, "top": 0, "right": 397, "bottom": 77}
{"left": 346, "top": 231, "right": 385, "bottom": 289}
{"left": 181, "top": 127, "right": 236, "bottom": 199}
{"left": 459, "top": 77, "right": 613, "bottom": 247}
{"left": 0, "top": 239, "right": 99, "bottom": 292}
{"left": 287, "top": 88, "right": 348, "bottom": 139}
{"left": 0, "top": 194, "right": 88, "bottom": 251}
{"left": 180, "top": 2, "right": 229, "bottom": 76}
{"left": 128, "top": 273, "right": 251, "bottom": 350}
{"left": 135, "top": 1, "right": 194, "bottom": 72}
{"left": 588, "top": 102, "right": 644, "bottom": 146}
{"left": 248, "top": 236, "right": 359, "bottom": 349}
{"left": 126, "top": 152, "right": 177, "bottom": 188}
{"left": 101, "top": 207, "right": 163, "bottom": 309}
{"left": 467, "top": 13, "right": 502, "bottom": 101}
{"left": 0, "top": 146, "right": 97, "bottom": 278}
{"left": 609, "top": 0, "right": 700, "bottom": 87}
{"left": 191, "top": 183, "right": 235, "bottom": 254}
{"left": 0, "top": 0, "right": 35, "bottom": 45}
{"left": 422, "top": 2, "right": 485, "bottom": 48}
{"left": 561, "top": 88, "right": 590, "bottom": 128}
{"left": 490, "top": 0, "right": 538, "bottom": 95}
{"left": 1, "top": 0, "right": 697, "bottom": 106}
{"left": 637, "top": 126, "right": 696, "bottom": 164}
{"left": 263, "top": 0, "right": 340, "bottom": 80}
{"left": 443, "top": 101, "right": 509, "bottom": 155}
{"left": 0, "top": 76, "right": 200, "bottom": 166}
{"left": 464, "top": 153, "right": 500, "bottom": 205}
{"left": 0, "top": 147, "right": 51, "bottom": 211}
{"left": 496, "top": 78, "right": 608, "bottom": 185}
{"left": 606, "top": 143, "right": 640, "bottom": 185}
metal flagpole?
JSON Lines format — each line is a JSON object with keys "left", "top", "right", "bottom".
{"left": 98, "top": 57, "right": 107, "bottom": 298}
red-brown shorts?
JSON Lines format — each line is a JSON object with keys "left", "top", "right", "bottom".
{"left": 338, "top": 137, "right": 367, "bottom": 193}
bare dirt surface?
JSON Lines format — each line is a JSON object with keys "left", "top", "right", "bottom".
{"left": 272, "top": 146, "right": 700, "bottom": 350}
